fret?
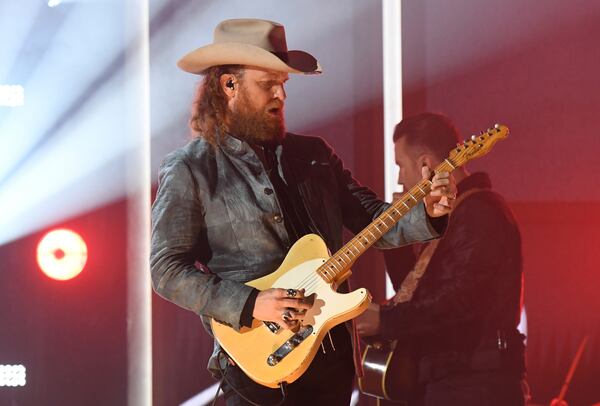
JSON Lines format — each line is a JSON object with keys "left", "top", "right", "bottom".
{"left": 391, "top": 206, "right": 404, "bottom": 217}
{"left": 380, "top": 214, "right": 394, "bottom": 229}
{"left": 444, "top": 159, "right": 456, "bottom": 170}
{"left": 366, "top": 228, "right": 378, "bottom": 240}
{"left": 416, "top": 184, "right": 426, "bottom": 195}
{"left": 407, "top": 193, "right": 418, "bottom": 203}
{"left": 384, "top": 211, "right": 396, "bottom": 223}
{"left": 344, "top": 242, "right": 356, "bottom": 256}
{"left": 401, "top": 200, "right": 410, "bottom": 210}
{"left": 335, "top": 255, "right": 348, "bottom": 267}
{"left": 321, "top": 265, "right": 334, "bottom": 281}
{"left": 358, "top": 234, "right": 370, "bottom": 246}
{"left": 348, "top": 240, "right": 362, "bottom": 255}
{"left": 378, "top": 218, "right": 391, "bottom": 229}
{"left": 341, "top": 250, "right": 353, "bottom": 263}
{"left": 326, "top": 262, "right": 339, "bottom": 276}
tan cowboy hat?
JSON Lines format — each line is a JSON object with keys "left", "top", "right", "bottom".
{"left": 177, "top": 18, "right": 322, "bottom": 75}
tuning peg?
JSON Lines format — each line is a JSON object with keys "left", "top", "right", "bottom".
{"left": 471, "top": 135, "right": 477, "bottom": 141}
{"left": 494, "top": 124, "right": 500, "bottom": 129}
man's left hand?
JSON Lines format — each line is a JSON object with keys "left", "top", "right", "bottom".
{"left": 423, "top": 167, "right": 456, "bottom": 218}
{"left": 356, "top": 303, "right": 381, "bottom": 337}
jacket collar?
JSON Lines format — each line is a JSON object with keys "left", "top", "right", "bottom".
{"left": 457, "top": 172, "right": 492, "bottom": 195}
{"left": 218, "top": 132, "right": 251, "bottom": 156}
{"left": 218, "top": 131, "right": 284, "bottom": 160}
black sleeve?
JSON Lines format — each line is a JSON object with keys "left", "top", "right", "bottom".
{"left": 426, "top": 213, "right": 448, "bottom": 236}
{"left": 379, "top": 196, "right": 520, "bottom": 339}
{"left": 239, "top": 289, "right": 260, "bottom": 328}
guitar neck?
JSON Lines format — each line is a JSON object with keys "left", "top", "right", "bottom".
{"left": 317, "top": 159, "right": 458, "bottom": 284}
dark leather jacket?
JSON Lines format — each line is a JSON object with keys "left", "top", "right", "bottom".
{"left": 380, "top": 173, "right": 524, "bottom": 380}
{"left": 150, "top": 132, "right": 444, "bottom": 373}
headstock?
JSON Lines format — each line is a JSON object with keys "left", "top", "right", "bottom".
{"left": 448, "top": 124, "right": 509, "bottom": 166}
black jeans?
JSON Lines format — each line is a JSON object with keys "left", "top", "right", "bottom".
{"left": 221, "top": 325, "right": 355, "bottom": 406}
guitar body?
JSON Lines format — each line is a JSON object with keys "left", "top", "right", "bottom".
{"left": 359, "top": 338, "right": 418, "bottom": 404}
{"left": 211, "top": 234, "right": 371, "bottom": 388}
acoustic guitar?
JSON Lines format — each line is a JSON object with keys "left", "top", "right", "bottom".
{"left": 211, "top": 125, "right": 509, "bottom": 388}
{"left": 359, "top": 338, "right": 416, "bottom": 404}
{"left": 359, "top": 188, "right": 488, "bottom": 403}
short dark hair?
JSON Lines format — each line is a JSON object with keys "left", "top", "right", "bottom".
{"left": 393, "top": 112, "right": 460, "bottom": 160}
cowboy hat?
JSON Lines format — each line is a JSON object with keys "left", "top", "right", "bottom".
{"left": 177, "top": 18, "right": 322, "bottom": 75}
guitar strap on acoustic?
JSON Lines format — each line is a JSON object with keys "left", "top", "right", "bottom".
{"left": 391, "top": 187, "right": 487, "bottom": 305}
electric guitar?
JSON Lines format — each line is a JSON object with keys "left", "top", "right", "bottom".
{"left": 211, "top": 124, "right": 510, "bottom": 388}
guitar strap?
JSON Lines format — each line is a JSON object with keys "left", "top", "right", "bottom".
{"left": 391, "top": 187, "right": 487, "bottom": 305}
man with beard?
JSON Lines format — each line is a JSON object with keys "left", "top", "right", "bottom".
{"left": 150, "top": 19, "right": 456, "bottom": 405}
{"left": 356, "top": 113, "right": 528, "bottom": 405}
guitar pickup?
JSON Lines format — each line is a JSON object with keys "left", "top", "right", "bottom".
{"left": 267, "top": 325, "right": 314, "bottom": 366}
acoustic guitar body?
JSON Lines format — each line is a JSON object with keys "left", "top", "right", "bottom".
{"left": 359, "top": 338, "right": 418, "bottom": 404}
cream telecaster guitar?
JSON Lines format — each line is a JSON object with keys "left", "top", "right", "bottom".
{"left": 211, "top": 124, "right": 509, "bottom": 388}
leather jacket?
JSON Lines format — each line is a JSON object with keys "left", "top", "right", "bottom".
{"left": 150, "top": 132, "right": 445, "bottom": 374}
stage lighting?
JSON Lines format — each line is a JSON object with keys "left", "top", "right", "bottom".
{"left": 0, "top": 85, "right": 24, "bottom": 107}
{"left": 36, "top": 229, "right": 88, "bottom": 281}
{"left": 0, "top": 365, "right": 26, "bottom": 387}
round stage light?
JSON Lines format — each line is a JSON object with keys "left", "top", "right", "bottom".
{"left": 37, "top": 229, "right": 88, "bottom": 281}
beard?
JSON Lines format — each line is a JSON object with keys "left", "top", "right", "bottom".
{"left": 227, "top": 90, "right": 286, "bottom": 145}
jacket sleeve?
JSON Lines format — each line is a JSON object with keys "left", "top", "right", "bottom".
{"left": 150, "top": 153, "right": 255, "bottom": 331}
{"left": 379, "top": 196, "right": 520, "bottom": 339}
{"left": 325, "top": 140, "right": 446, "bottom": 248}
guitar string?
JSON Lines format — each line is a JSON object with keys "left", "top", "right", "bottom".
{"left": 287, "top": 193, "right": 422, "bottom": 293}
{"left": 282, "top": 160, "right": 459, "bottom": 297}
{"left": 266, "top": 142, "right": 492, "bottom": 330}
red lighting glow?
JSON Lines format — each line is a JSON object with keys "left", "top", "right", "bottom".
{"left": 36, "top": 229, "right": 88, "bottom": 281}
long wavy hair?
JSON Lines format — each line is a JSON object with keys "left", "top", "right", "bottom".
{"left": 189, "top": 65, "right": 245, "bottom": 145}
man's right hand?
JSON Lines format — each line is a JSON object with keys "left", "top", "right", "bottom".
{"left": 252, "top": 288, "right": 314, "bottom": 330}
{"left": 355, "top": 302, "right": 381, "bottom": 337}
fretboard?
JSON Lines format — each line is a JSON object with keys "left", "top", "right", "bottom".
{"left": 316, "top": 159, "right": 457, "bottom": 283}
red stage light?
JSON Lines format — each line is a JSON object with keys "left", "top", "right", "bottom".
{"left": 36, "top": 229, "right": 88, "bottom": 281}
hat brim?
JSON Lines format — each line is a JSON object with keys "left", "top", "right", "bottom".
{"left": 177, "top": 42, "right": 322, "bottom": 75}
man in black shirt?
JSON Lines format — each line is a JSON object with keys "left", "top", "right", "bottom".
{"left": 357, "top": 113, "right": 528, "bottom": 405}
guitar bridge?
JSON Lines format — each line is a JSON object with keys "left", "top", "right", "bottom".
{"left": 264, "top": 321, "right": 281, "bottom": 333}
{"left": 267, "top": 325, "right": 313, "bottom": 366}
